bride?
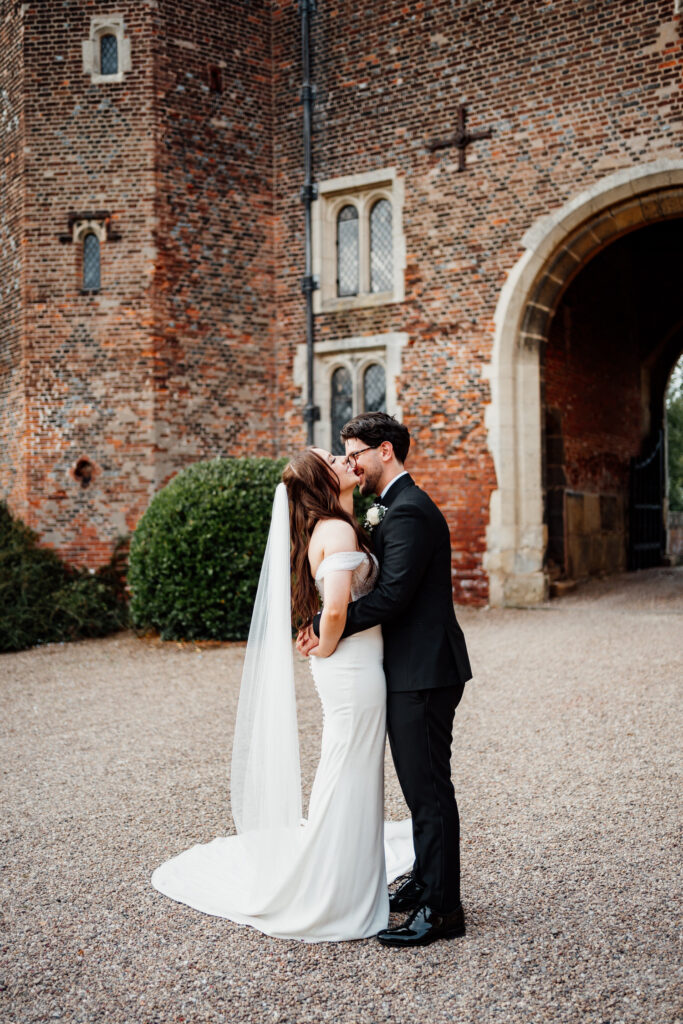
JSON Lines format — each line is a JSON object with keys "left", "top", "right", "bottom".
{"left": 152, "top": 448, "right": 413, "bottom": 941}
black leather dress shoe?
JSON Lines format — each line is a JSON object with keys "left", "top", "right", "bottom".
{"left": 377, "top": 905, "right": 466, "bottom": 947}
{"left": 389, "top": 875, "right": 426, "bottom": 913}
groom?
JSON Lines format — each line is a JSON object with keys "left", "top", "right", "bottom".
{"left": 298, "top": 412, "right": 472, "bottom": 947}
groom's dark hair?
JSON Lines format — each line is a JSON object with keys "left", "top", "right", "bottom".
{"left": 340, "top": 412, "right": 410, "bottom": 463}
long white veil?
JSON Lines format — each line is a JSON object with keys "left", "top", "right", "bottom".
{"left": 230, "top": 483, "right": 301, "bottom": 835}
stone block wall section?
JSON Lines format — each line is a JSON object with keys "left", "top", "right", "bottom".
{"left": 271, "top": 0, "right": 683, "bottom": 604}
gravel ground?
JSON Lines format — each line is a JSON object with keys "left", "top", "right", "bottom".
{"left": 1, "top": 567, "right": 681, "bottom": 1024}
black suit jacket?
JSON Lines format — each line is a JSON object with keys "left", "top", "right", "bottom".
{"left": 315, "top": 474, "right": 472, "bottom": 693}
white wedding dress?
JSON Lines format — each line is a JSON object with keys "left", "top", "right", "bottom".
{"left": 152, "top": 550, "right": 414, "bottom": 942}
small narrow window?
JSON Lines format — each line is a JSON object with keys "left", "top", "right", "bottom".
{"left": 370, "top": 199, "right": 393, "bottom": 293}
{"left": 363, "top": 363, "right": 386, "bottom": 413}
{"left": 208, "top": 65, "right": 223, "bottom": 93}
{"left": 336, "top": 205, "right": 359, "bottom": 297}
{"left": 330, "top": 367, "right": 353, "bottom": 453}
{"left": 100, "top": 33, "right": 118, "bottom": 76}
{"left": 82, "top": 233, "right": 101, "bottom": 291}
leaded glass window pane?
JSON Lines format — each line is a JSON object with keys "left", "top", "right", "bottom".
{"left": 370, "top": 199, "right": 393, "bottom": 293}
{"left": 331, "top": 366, "right": 353, "bottom": 453}
{"left": 337, "top": 205, "right": 359, "bottom": 297}
{"left": 100, "top": 34, "right": 118, "bottom": 76}
{"left": 363, "top": 363, "right": 386, "bottom": 413}
{"left": 83, "top": 233, "right": 100, "bottom": 291}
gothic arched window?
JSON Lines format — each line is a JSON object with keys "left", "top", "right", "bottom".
{"left": 82, "top": 232, "right": 101, "bottom": 291}
{"left": 336, "top": 206, "right": 359, "bottom": 298}
{"left": 363, "top": 363, "right": 386, "bottom": 413}
{"left": 100, "top": 33, "right": 118, "bottom": 76}
{"left": 330, "top": 366, "right": 353, "bottom": 453}
{"left": 370, "top": 199, "right": 393, "bottom": 294}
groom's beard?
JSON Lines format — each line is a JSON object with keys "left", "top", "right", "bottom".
{"left": 358, "top": 466, "right": 383, "bottom": 498}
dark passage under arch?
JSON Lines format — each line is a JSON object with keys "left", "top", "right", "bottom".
{"left": 542, "top": 217, "right": 683, "bottom": 581}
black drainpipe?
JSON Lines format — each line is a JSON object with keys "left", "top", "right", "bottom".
{"left": 299, "top": 0, "right": 319, "bottom": 444}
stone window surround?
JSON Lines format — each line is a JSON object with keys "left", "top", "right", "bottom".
{"left": 294, "top": 332, "right": 408, "bottom": 452}
{"left": 58, "top": 210, "right": 121, "bottom": 247}
{"left": 72, "top": 219, "right": 107, "bottom": 245}
{"left": 57, "top": 213, "right": 120, "bottom": 294}
{"left": 312, "top": 168, "right": 406, "bottom": 314}
{"left": 82, "top": 15, "right": 132, "bottom": 84}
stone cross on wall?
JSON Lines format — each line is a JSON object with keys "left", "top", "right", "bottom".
{"left": 426, "top": 104, "right": 493, "bottom": 172}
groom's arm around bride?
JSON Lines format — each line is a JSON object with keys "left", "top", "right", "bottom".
{"left": 340, "top": 468, "right": 471, "bottom": 692}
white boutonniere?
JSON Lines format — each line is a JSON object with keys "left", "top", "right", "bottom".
{"left": 364, "top": 503, "right": 387, "bottom": 532}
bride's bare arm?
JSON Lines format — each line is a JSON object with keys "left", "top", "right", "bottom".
{"left": 309, "top": 519, "right": 357, "bottom": 658}
{"left": 314, "top": 569, "right": 352, "bottom": 657}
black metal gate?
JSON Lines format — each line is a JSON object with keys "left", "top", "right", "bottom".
{"left": 628, "top": 431, "right": 665, "bottom": 570}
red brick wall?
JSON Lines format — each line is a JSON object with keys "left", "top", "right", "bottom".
{"left": 1, "top": 0, "right": 276, "bottom": 567}
{"left": 150, "top": 0, "right": 276, "bottom": 482}
{"left": 545, "top": 265, "right": 642, "bottom": 498}
{"left": 6, "top": 0, "right": 157, "bottom": 564}
{"left": 271, "top": 0, "right": 683, "bottom": 602}
{"left": 0, "top": 5, "right": 27, "bottom": 515}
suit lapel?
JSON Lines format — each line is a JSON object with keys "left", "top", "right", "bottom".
{"left": 372, "top": 475, "right": 415, "bottom": 554}
{"left": 381, "top": 473, "right": 415, "bottom": 509}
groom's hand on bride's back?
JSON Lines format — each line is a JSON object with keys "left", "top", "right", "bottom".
{"left": 296, "top": 624, "right": 319, "bottom": 656}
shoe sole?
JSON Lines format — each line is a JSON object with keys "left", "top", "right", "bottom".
{"left": 377, "top": 925, "right": 466, "bottom": 948}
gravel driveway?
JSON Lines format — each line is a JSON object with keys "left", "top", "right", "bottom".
{"left": 1, "top": 568, "right": 681, "bottom": 1024}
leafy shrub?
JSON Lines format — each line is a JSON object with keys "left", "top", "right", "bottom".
{"left": 353, "top": 488, "right": 374, "bottom": 523}
{"left": 0, "top": 503, "right": 129, "bottom": 653}
{"left": 667, "top": 365, "right": 683, "bottom": 512}
{"left": 51, "top": 541, "right": 129, "bottom": 640}
{"left": 129, "top": 457, "right": 287, "bottom": 641}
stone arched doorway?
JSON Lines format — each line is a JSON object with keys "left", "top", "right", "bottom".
{"left": 485, "top": 161, "right": 683, "bottom": 606}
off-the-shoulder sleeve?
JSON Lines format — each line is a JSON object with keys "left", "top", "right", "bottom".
{"left": 314, "top": 551, "right": 366, "bottom": 580}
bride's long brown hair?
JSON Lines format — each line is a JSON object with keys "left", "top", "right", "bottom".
{"left": 282, "top": 449, "right": 373, "bottom": 628}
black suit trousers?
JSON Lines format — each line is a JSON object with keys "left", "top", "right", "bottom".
{"left": 387, "top": 682, "right": 465, "bottom": 913}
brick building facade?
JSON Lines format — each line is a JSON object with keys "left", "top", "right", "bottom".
{"left": 1, "top": 0, "right": 682, "bottom": 604}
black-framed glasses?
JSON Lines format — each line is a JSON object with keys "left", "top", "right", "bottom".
{"left": 344, "top": 445, "right": 379, "bottom": 469}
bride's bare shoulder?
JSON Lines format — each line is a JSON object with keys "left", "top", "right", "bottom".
{"left": 309, "top": 518, "right": 358, "bottom": 565}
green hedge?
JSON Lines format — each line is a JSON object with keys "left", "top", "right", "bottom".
{"left": 0, "top": 503, "right": 129, "bottom": 653}
{"left": 353, "top": 488, "right": 374, "bottom": 523}
{"left": 129, "top": 457, "right": 287, "bottom": 641}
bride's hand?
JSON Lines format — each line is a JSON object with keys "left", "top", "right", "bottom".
{"left": 296, "top": 624, "right": 319, "bottom": 656}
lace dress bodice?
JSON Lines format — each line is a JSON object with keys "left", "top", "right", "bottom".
{"left": 314, "top": 551, "right": 378, "bottom": 602}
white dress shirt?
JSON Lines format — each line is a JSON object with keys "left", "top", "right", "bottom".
{"left": 380, "top": 470, "right": 409, "bottom": 500}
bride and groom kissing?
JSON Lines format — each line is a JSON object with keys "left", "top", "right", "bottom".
{"left": 152, "top": 412, "right": 472, "bottom": 948}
